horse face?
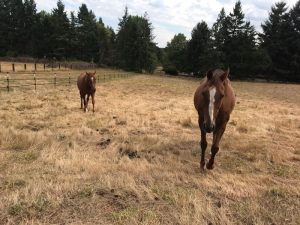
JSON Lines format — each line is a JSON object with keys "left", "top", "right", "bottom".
{"left": 202, "top": 70, "right": 227, "bottom": 133}
{"left": 86, "top": 72, "right": 96, "bottom": 92}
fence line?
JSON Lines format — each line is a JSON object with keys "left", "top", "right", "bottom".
{"left": 0, "top": 62, "right": 98, "bottom": 73}
{"left": 0, "top": 72, "right": 133, "bottom": 92}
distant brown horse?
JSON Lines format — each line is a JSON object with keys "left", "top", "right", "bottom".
{"left": 194, "top": 68, "right": 235, "bottom": 170}
{"left": 77, "top": 71, "right": 96, "bottom": 112}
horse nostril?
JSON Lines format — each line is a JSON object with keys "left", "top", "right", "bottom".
{"left": 211, "top": 124, "right": 215, "bottom": 131}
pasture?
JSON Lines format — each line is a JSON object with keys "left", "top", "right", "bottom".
{"left": 0, "top": 70, "right": 299, "bottom": 225}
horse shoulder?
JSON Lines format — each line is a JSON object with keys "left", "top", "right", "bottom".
{"left": 194, "top": 79, "right": 206, "bottom": 113}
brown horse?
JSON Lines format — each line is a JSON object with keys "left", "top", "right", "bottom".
{"left": 77, "top": 71, "right": 96, "bottom": 112}
{"left": 194, "top": 68, "right": 235, "bottom": 170}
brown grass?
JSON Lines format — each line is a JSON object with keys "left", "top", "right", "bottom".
{"left": 0, "top": 71, "right": 299, "bottom": 225}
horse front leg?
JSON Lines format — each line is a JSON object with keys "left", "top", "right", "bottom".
{"left": 80, "top": 96, "right": 84, "bottom": 109}
{"left": 91, "top": 93, "right": 95, "bottom": 113}
{"left": 83, "top": 95, "right": 88, "bottom": 112}
{"left": 85, "top": 94, "right": 90, "bottom": 112}
{"left": 199, "top": 116, "right": 207, "bottom": 171}
{"left": 206, "top": 123, "right": 226, "bottom": 170}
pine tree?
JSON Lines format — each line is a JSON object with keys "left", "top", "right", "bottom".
{"left": 164, "top": 33, "right": 187, "bottom": 73}
{"left": 261, "top": 2, "right": 294, "bottom": 80}
{"left": 187, "top": 21, "right": 213, "bottom": 76}
{"left": 0, "top": 0, "right": 10, "bottom": 56}
{"left": 50, "top": 0, "right": 70, "bottom": 59}
{"left": 23, "top": 0, "right": 37, "bottom": 56}
{"left": 211, "top": 8, "right": 227, "bottom": 66}
{"left": 77, "top": 4, "right": 99, "bottom": 62}
{"left": 6, "top": 0, "right": 25, "bottom": 56}
{"left": 116, "top": 9, "right": 157, "bottom": 73}
{"left": 290, "top": 0, "right": 300, "bottom": 81}
{"left": 224, "top": 0, "right": 256, "bottom": 78}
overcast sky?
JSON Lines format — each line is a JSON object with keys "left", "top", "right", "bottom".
{"left": 35, "top": 0, "right": 298, "bottom": 47}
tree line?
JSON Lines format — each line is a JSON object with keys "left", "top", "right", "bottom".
{"left": 164, "top": 0, "right": 300, "bottom": 82}
{"left": 0, "top": 0, "right": 299, "bottom": 81}
{"left": 0, "top": 0, "right": 158, "bottom": 72}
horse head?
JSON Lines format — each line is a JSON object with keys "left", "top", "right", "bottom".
{"left": 86, "top": 71, "right": 96, "bottom": 93}
{"left": 201, "top": 68, "right": 229, "bottom": 133}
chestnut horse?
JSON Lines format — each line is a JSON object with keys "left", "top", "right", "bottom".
{"left": 194, "top": 68, "right": 235, "bottom": 170}
{"left": 77, "top": 71, "right": 96, "bottom": 112}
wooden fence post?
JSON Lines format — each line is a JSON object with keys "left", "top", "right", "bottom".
{"left": 69, "top": 73, "right": 71, "bottom": 86}
{"left": 44, "top": 63, "right": 46, "bottom": 71}
{"left": 34, "top": 63, "right": 37, "bottom": 71}
{"left": 34, "top": 73, "right": 36, "bottom": 90}
{"left": 97, "top": 75, "right": 99, "bottom": 82}
{"left": 59, "top": 63, "right": 61, "bottom": 70}
{"left": 12, "top": 63, "right": 15, "bottom": 72}
{"left": 0, "top": 63, "right": 1, "bottom": 73}
{"left": 6, "top": 73, "right": 9, "bottom": 92}
{"left": 24, "top": 64, "right": 26, "bottom": 71}
{"left": 54, "top": 73, "right": 56, "bottom": 88}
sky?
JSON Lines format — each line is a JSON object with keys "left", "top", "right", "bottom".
{"left": 35, "top": 0, "right": 298, "bottom": 47}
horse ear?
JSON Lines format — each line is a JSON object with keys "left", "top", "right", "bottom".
{"left": 221, "top": 68, "right": 230, "bottom": 81}
{"left": 206, "top": 69, "right": 214, "bottom": 80}
{"left": 93, "top": 71, "right": 96, "bottom": 75}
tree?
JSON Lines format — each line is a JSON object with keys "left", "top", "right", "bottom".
{"left": 261, "top": 2, "right": 295, "bottom": 81}
{"left": 77, "top": 4, "right": 99, "bottom": 62}
{"left": 223, "top": 0, "right": 257, "bottom": 78}
{"left": 50, "top": 0, "right": 70, "bottom": 59}
{"left": 6, "top": 0, "right": 25, "bottom": 56}
{"left": 23, "top": 0, "right": 37, "bottom": 56}
{"left": 0, "top": 0, "right": 10, "bottom": 56}
{"left": 164, "top": 33, "right": 187, "bottom": 73}
{"left": 289, "top": 0, "right": 300, "bottom": 81}
{"left": 211, "top": 8, "right": 228, "bottom": 66}
{"left": 187, "top": 21, "right": 213, "bottom": 76}
{"left": 116, "top": 9, "right": 157, "bottom": 73}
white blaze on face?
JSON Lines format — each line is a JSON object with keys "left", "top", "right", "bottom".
{"left": 209, "top": 87, "right": 216, "bottom": 123}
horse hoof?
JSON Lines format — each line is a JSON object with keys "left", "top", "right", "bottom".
{"left": 206, "top": 163, "right": 214, "bottom": 170}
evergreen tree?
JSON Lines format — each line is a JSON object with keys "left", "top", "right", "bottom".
{"left": 0, "top": 0, "right": 10, "bottom": 56}
{"left": 290, "top": 0, "right": 300, "bottom": 81}
{"left": 261, "top": 2, "right": 294, "bottom": 81}
{"left": 23, "top": 0, "right": 37, "bottom": 56}
{"left": 6, "top": 0, "right": 25, "bottom": 56}
{"left": 164, "top": 33, "right": 187, "bottom": 73}
{"left": 34, "top": 11, "right": 53, "bottom": 58}
{"left": 77, "top": 4, "right": 99, "bottom": 62}
{"left": 116, "top": 9, "right": 157, "bottom": 73}
{"left": 50, "top": 0, "right": 70, "bottom": 59}
{"left": 211, "top": 8, "right": 228, "bottom": 66}
{"left": 187, "top": 21, "right": 213, "bottom": 76}
{"left": 224, "top": 0, "right": 257, "bottom": 78}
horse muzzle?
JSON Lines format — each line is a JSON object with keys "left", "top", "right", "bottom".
{"left": 203, "top": 122, "right": 215, "bottom": 133}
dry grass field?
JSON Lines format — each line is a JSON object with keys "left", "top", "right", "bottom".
{"left": 0, "top": 70, "right": 299, "bottom": 225}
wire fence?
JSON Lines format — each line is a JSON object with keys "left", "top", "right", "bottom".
{"left": 0, "top": 72, "right": 134, "bottom": 92}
